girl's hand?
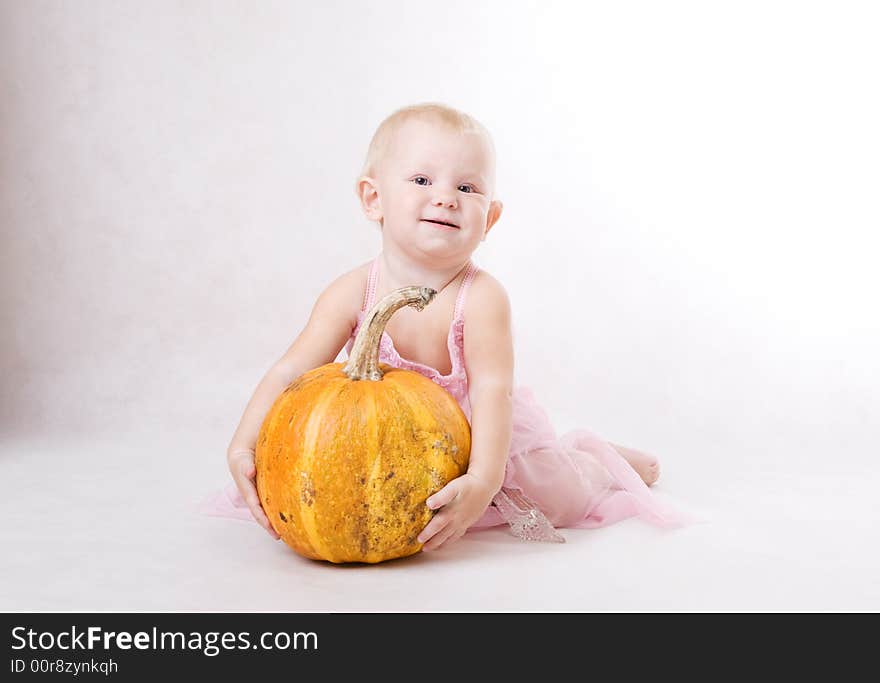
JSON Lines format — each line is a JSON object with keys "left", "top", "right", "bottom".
{"left": 418, "top": 473, "right": 497, "bottom": 552}
{"left": 227, "top": 449, "right": 280, "bottom": 540}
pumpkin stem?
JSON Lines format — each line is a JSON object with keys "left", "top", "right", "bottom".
{"left": 343, "top": 286, "right": 437, "bottom": 381}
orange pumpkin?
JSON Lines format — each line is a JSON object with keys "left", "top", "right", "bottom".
{"left": 255, "top": 286, "right": 471, "bottom": 563}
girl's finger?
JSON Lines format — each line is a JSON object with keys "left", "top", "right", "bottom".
{"left": 423, "top": 524, "right": 457, "bottom": 552}
{"left": 232, "top": 455, "right": 256, "bottom": 480}
{"left": 238, "top": 477, "right": 280, "bottom": 539}
{"left": 426, "top": 482, "right": 459, "bottom": 510}
{"left": 417, "top": 513, "right": 449, "bottom": 546}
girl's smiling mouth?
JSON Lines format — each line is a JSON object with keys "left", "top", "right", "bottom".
{"left": 421, "top": 218, "right": 460, "bottom": 230}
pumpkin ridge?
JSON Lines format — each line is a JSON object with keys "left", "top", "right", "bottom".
{"left": 383, "top": 372, "right": 471, "bottom": 538}
{"left": 296, "top": 377, "right": 348, "bottom": 562}
{"left": 262, "top": 368, "right": 351, "bottom": 560}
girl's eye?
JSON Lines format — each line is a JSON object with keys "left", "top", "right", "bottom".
{"left": 458, "top": 184, "right": 476, "bottom": 193}
{"left": 412, "top": 176, "right": 430, "bottom": 186}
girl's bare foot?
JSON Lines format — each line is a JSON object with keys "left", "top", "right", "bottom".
{"left": 609, "top": 442, "right": 661, "bottom": 486}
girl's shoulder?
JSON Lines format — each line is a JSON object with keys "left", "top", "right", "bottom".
{"left": 309, "top": 260, "right": 373, "bottom": 329}
{"left": 462, "top": 266, "right": 511, "bottom": 322}
{"left": 345, "top": 259, "right": 374, "bottom": 292}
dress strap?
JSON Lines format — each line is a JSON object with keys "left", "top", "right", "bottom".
{"left": 364, "top": 257, "right": 477, "bottom": 317}
{"left": 362, "top": 258, "right": 380, "bottom": 313}
{"left": 452, "top": 261, "right": 480, "bottom": 320}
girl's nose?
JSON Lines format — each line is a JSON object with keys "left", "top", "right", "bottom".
{"left": 431, "top": 193, "right": 457, "bottom": 209}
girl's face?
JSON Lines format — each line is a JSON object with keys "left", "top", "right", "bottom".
{"left": 361, "top": 118, "right": 502, "bottom": 266}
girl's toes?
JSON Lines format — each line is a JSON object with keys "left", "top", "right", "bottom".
{"left": 643, "top": 461, "right": 660, "bottom": 486}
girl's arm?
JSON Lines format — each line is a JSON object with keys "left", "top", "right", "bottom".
{"left": 227, "top": 268, "right": 364, "bottom": 453}
{"left": 418, "top": 274, "right": 514, "bottom": 551}
{"left": 461, "top": 275, "right": 514, "bottom": 492}
{"left": 226, "top": 266, "right": 367, "bottom": 536}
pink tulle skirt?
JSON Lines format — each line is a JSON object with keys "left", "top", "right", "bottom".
{"left": 200, "top": 386, "right": 691, "bottom": 537}
{"left": 470, "top": 387, "right": 688, "bottom": 531}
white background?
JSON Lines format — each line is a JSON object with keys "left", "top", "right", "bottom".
{"left": 1, "top": 0, "right": 878, "bottom": 610}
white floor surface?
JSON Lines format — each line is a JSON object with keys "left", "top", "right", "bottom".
{"left": 2, "top": 425, "right": 877, "bottom": 612}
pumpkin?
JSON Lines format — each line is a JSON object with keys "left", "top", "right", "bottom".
{"left": 255, "top": 285, "right": 471, "bottom": 564}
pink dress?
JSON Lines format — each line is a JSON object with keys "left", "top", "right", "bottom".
{"left": 201, "top": 257, "right": 689, "bottom": 542}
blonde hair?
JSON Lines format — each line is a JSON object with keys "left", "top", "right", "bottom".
{"left": 358, "top": 102, "right": 495, "bottom": 182}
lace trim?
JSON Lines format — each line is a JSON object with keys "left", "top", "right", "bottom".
{"left": 491, "top": 488, "right": 566, "bottom": 543}
{"left": 354, "top": 311, "right": 465, "bottom": 383}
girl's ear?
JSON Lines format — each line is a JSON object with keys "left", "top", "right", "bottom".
{"left": 483, "top": 199, "right": 503, "bottom": 239}
{"left": 357, "top": 176, "right": 383, "bottom": 222}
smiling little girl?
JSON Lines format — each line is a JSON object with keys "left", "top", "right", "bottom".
{"left": 204, "top": 102, "right": 688, "bottom": 550}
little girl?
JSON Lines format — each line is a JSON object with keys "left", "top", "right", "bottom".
{"left": 204, "top": 102, "right": 688, "bottom": 550}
